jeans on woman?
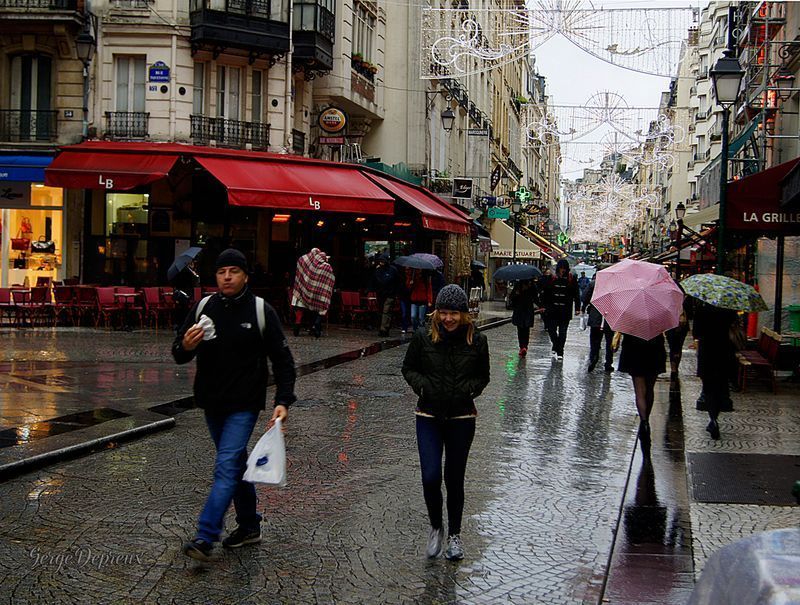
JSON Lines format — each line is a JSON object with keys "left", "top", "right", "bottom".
{"left": 416, "top": 415, "right": 476, "bottom": 535}
{"left": 197, "top": 410, "right": 262, "bottom": 543}
{"left": 410, "top": 304, "right": 427, "bottom": 331}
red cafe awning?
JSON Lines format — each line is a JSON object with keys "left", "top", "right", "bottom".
{"left": 364, "top": 173, "right": 470, "bottom": 234}
{"left": 45, "top": 142, "right": 179, "bottom": 190}
{"left": 727, "top": 157, "right": 800, "bottom": 235}
{"left": 195, "top": 156, "right": 394, "bottom": 215}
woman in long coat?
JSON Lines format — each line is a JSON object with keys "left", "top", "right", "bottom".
{"left": 510, "top": 279, "right": 540, "bottom": 357}
{"left": 692, "top": 301, "right": 738, "bottom": 439}
{"left": 402, "top": 285, "right": 490, "bottom": 561}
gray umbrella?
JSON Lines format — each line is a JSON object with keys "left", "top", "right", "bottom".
{"left": 493, "top": 264, "right": 542, "bottom": 282}
{"left": 394, "top": 255, "right": 436, "bottom": 271}
{"left": 168, "top": 247, "right": 203, "bottom": 281}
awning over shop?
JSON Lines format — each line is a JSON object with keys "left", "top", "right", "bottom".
{"left": 0, "top": 155, "right": 53, "bottom": 182}
{"left": 684, "top": 204, "right": 720, "bottom": 230}
{"left": 729, "top": 114, "right": 761, "bottom": 156}
{"left": 365, "top": 173, "right": 470, "bottom": 234}
{"left": 195, "top": 156, "right": 394, "bottom": 215}
{"left": 45, "top": 142, "right": 180, "bottom": 190}
{"left": 727, "top": 157, "right": 800, "bottom": 235}
{"left": 488, "top": 219, "right": 541, "bottom": 259}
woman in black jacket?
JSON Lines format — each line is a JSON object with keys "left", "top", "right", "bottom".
{"left": 402, "top": 284, "right": 490, "bottom": 562}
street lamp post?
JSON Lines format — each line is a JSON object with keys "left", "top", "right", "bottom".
{"left": 511, "top": 198, "right": 521, "bottom": 262}
{"left": 675, "top": 201, "right": 686, "bottom": 280}
{"left": 710, "top": 49, "right": 745, "bottom": 276}
{"left": 75, "top": 18, "right": 96, "bottom": 140}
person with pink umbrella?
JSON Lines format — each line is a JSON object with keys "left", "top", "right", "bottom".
{"left": 591, "top": 259, "right": 684, "bottom": 457}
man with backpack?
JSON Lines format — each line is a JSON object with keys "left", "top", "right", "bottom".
{"left": 172, "top": 248, "right": 297, "bottom": 562}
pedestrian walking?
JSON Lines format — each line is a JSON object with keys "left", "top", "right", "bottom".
{"left": 540, "top": 259, "right": 581, "bottom": 360}
{"left": 397, "top": 267, "right": 412, "bottom": 334}
{"left": 581, "top": 275, "right": 614, "bottom": 372}
{"left": 291, "top": 248, "right": 335, "bottom": 338}
{"left": 373, "top": 255, "right": 400, "bottom": 337}
{"left": 407, "top": 268, "right": 433, "bottom": 331}
{"left": 172, "top": 248, "right": 297, "bottom": 562}
{"left": 617, "top": 333, "right": 666, "bottom": 457}
{"left": 401, "top": 284, "right": 490, "bottom": 561}
{"left": 577, "top": 271, "right": 590, "bottom": 301}
{"left": 692, "top": 301, "right": 738, "bottom": 440}
{"left": 665, "top": 303, "right": 690, "bottom": 378}
{"left": 509, "top": 279, "right": 540, "bottom": 357}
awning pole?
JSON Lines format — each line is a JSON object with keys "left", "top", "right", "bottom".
{"left": 773, "top": 235, "right": 784, "bottom": 333}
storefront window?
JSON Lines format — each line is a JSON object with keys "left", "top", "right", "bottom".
{"left": 106, "top": 193, "right": 148, "bottom": 236}
{"left": 2, "top": 184, "right": 64, "bottom": 287}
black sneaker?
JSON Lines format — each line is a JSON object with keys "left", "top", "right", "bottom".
{"left": 183, "top": 538, "right": 213, "bottom": 562}
{"left": 222, "top": 526, "right": 262, "bottom": 549}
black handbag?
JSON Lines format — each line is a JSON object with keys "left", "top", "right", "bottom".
{"left": 31, "top": 236, "right": 55, "bottom": 254}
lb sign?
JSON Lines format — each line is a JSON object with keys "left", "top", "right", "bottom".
{"left": 318, "top": 107, "right": 347, "bottom": 134}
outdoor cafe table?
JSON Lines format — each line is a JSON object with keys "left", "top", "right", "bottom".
{"left": 114, "top": 292, "right": 140, "bottom": 331}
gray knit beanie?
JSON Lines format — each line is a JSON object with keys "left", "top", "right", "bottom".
{"left": 435, "top": 284, "right": 468, "bottom": 312}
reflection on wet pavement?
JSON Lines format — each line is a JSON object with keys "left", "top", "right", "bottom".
{"left": 602, "top": 378, "right": 694, "bottom": 604}
{"left": 0, "top": 408, "right": 130, "bottom": 447}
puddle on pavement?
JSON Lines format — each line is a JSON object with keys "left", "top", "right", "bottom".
{"left": 0, "top": 408, "right": 130, "bottom": 447}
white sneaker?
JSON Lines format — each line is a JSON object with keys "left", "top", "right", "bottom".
{"left": 445, "top": 534, "right": 464, "bottom": 561}
{"left": 557, "top": 354, "right": 564, "bottom": 361}
{"left": 551, "top": 351, "right": 558, "bottom": 359}
{"left": 426, "top": 527, "right": 444, "bottom": 558}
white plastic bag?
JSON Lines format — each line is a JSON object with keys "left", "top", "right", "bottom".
{"left": 243, "top": 418, "right": 286, "bottom": 486}
{"left": 580, "top": 314, "right": 588, "bottom": 331}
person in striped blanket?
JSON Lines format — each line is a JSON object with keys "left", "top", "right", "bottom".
{"left": 291, "top": 248, "right": 335, "bottom": 337}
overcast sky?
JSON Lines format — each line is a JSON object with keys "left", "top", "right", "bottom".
{"left": 531, "top": 0, "right": 708, "bottom": 179}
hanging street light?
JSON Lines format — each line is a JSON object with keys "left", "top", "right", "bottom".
{"left": 710, "top": 48, "right": 745, "bottom": 275}
{"left": 440, "top": 108, "right": 455, "bottom": 132}
{"left": 76, "top": 18, "right": 96, "bottom": 140}
{"left": 773, "top": 66, "right": 795, "bottom": 102}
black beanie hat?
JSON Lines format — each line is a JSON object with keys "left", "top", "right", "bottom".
{"left": 435, "top": 284, "right": 468, "bottom": 312}
{"left": 215, "top": 248, "right": 249, "bottom": 274}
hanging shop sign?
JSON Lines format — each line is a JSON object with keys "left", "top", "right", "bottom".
{"left": 0, "top": 182, "right": 31, "bottom": 208}
{"left": 490, "top": 165, "right": 502, "bottom": 191}
{"left": 452, "top": 177, "right": 473, "bottom": 199}
{"left": 318, "top": 107, "right": 347, "bottom": 134}
{"left": 487, "top": 207, "right": 510, "bottom": 219}
{"left": 148, "top": 61, "right": 170, "bottom": 83}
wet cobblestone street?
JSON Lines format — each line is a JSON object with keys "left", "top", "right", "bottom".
{"left": 0, "top": 321, "right": 650, "bottom": 604}
{"left": 0, "top": 317, "right": 796, "bottom": 604}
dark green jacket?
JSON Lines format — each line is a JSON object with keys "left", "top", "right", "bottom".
{"left": 402, "top": 326, "right": 490, "bottom": 418}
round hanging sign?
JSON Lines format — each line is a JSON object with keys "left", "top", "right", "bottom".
{"left": 318, "top": 107, "right": 347, "bottom": 134}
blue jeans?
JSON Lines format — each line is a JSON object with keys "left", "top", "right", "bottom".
{"left": 416, "top": 415, "right": 475, "bottom": 535}
{"left": 410, "top": 304, "right": 428, "bottom": 330}
{"left": 197, "top": 410, "right": 262, "bottom": 543}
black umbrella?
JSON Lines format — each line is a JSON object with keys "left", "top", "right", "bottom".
{"left": 471, "top": 260, "right": 486, "bottom": 270}
{"left": 168, "top": 246, "right": 203, "bottom": 281}
{"left": 493, "top": 264, "right": 542, "bottom": 282}
{"left": 394, "top": 255, "right": 437, "bottom": 271}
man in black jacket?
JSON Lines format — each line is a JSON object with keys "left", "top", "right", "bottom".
{"left": 173, "top": 248, "right": 297, "bottom": 562}
{"left": 581, "top": 275, "right": 614, "bottom": 372}
{"left": 540, "top": 259, "right": 581, "bottom": 360}
{"left": 373, "top": 255, "right": 399, "bottom": 337}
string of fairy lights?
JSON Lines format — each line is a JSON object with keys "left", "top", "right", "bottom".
{"left": 421, "top": 1, "right": 699, "bottom": 243}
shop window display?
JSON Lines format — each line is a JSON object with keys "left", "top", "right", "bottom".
{"left": 3, "top": 185, "right": 63, "bottom": 287}
{"left": 104, "top": 193, "right": 149, "bottom": 283}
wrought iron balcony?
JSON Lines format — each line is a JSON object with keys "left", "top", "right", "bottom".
{"left": 190, "top": 0, "right": 289, "bottom": 57}
{"left": 0, "top": 109, "right": 58, "bottom": 142}
{"left": 191, "top": 114, "right": 270, "bottom": 150}
{"left": 0, "top": 0, "right": 81, "bottom": 23}
{"left": 105, "top": 112, "right": 149, "bottom": 139}
{"left": 292, "top": 1, "right": 334, "bottom": 71}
